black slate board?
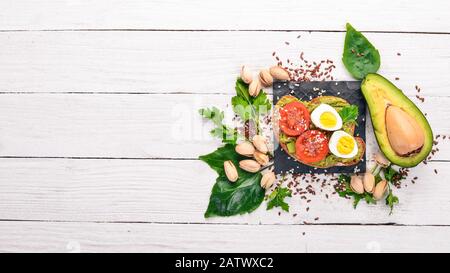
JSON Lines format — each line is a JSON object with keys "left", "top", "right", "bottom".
{"left": 273, "top": 81, "right": 366, "bottom": 174}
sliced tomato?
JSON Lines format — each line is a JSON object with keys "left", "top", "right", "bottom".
{"left": 295, "top": 130, "right": 329, "bottom": 163}
{"left": 279, "top": 101, "right": 311, "bottom": 136}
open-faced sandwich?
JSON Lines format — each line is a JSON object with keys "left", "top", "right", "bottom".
{"left": 274, "top": 95, "right": 365, "bottom": 168}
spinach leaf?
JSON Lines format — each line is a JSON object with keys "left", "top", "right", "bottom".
{"left": 267, "top": 187, "right": 292, "bottom": 212}
{"left": 200, "top": 144, "right": 265, "bottom": 217}
{"left": 342, "top": 23, "right": 381, "bottom": 79}
{"left": 199, "top": 107, "right": 238, "bottom": 144}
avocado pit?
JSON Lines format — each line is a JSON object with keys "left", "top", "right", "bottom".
{"left": 385, "top": 105, "right": 425, "bottom": 156}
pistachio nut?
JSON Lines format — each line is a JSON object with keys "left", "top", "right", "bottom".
{"left": 374, "top": 152, "right": 390, "bottom": 168}
{"left": 363, "top": 172, "right": 375, "bottom": 193}
{"left": 254, "top": 150, "right": 269, "bottom": 165}
{"left": 252, "top": 135, "right": 268, "bottom": 154}
{"left": 239, "top": 159, "right": 261, "bottom": 173}
{"left": 240, "top": 65, "right": 253, "bottom": 84}
{"left": 235, "top": 141, "right": 255, "bottom": 157}
{"left": 269, "top": 66, "right": 290, "bottom": 81}
{"left": 260, "top": 171, "right": 276, "bottom": 190}
{"left": 259, "top": 69, "right": 273, "bottom": 87}
{"left": 373, "top": 180, "right": 388, "bottom": 200}
{"left": 224, "top": 160, "right": 238, "bottom": 182}
{"left": 248, "top": 79, "right": 261, "bottom": 97}
{"left": 350, "top": 175, "right": 364, "bottom": 194}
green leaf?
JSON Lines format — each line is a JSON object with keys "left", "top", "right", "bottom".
{"left": 338, "top": 174, "right": 351, "bottom": 184}
{"left": 200, "top": 144, "right": 265, "bottom": 217}
{"left": 385, "top": 189, "right": 399, "bottom": 215}
{"left": 267, "top": 187, "right": 292, "bottom": 212}
{"left": 384, "top": 165, "right": 404, "bottom": 184}
{"left": 199, "top": 107, "right": 223, "bottom": 125}
{"left": 252, "top": 91, "right": 272, "bottom": 115}
{"left": 231, "top": 96, "right": 251, "bottom": 121}
{"left": 342, "top": 23, "right": 381, "bottom": 79}
{"left": 235, "top": 78, "right": 251, "bottom": 102}
{"left": 353, "top": 195, "right": 362, "bottom": 209}
{"left": 199, "top": 107, "right": 238, "bottom": 144}
{"left": 199, "top": 144, "right": 241, "bottom": 176}
{"left": 231, "top": 78, "right": 271, "bottom": 128}
{"left": 339, "top": 105, "right": 359, "bottom": 123}
{"left": 364, "top": 194, "right": 376, "bottom": 205}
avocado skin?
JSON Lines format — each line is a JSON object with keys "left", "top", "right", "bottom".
{"left": 361, "top": 73, "right": 433, "bottom": 167}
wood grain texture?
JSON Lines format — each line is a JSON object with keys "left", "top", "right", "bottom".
{"left": 0, "top": 0, "right": 449, "bottom": 32}
{"left": 0, "top": 31, "right": 449, "bottom": 95}
{"left": 0, "top": 94, "right": 447, "bottom": 159}
{"left": 0, "top": 158, "right": 448, "bottom": 225}
{"left": 1, "top": 221, "right": 449, "bottom": 253}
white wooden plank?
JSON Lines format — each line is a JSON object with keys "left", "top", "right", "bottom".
{"left": 0, "top": 158, "right": 449, "bottom": 225}
{"left": 0, "top": 31, "right": 449, "bottom": 95}
{"left": 0, "top": 0, "right": 449, "bottom": 32}
{"left": 0, "top": 94, "right": 448, "bottom": 159}
{"left": 0, "top": 221, "right": 449, "bottom": 252}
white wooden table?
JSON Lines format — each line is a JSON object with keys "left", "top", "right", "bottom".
{"left": 0, "top": 0, "right": 449, "bottom": 253}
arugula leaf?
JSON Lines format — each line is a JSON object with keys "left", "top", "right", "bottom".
{"left": 199, "top": 107, "right": 238, "bottom": 144}
{"left": 267, "top": 187, "right": 292, "bottom": 212}
{"left": 384, "top": 166, "right": 396, "bottom": 182}
{"left": 353, "top": 194, "right": 362, "bottom": 209}
{"left": 342, "top": 23, "right": 381, "bottom": 79}
{"left": 384, "top": 165, "right": 403, "bottom": 183}
{"left": 385, "top": 189, "right": 399, "bottom": 215}
{"left": 232, "top": 79, "right": 271, "bottom": 129}
{"left": 199, "top": 144, "right": 265, "bottom": 217}
{"left": 364, "top": 194, "right": 377, "bottom": 205}
{"left": 339, "top": 105, "right": 359, "bottom": 124}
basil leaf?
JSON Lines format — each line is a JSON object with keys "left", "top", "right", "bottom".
{"left": 339, "top": 105, "right": 359, "bottom": 123}
{"left": 342, "top": 23, "right": 381, "bottom": 79}
{"left": 200, "top": 144, "right": 265, "bottom": 217}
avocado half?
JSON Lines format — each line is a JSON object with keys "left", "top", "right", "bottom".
{"left": 361, "top": 73, "right": 433, "bottom": 167}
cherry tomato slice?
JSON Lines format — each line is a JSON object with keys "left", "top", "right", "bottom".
{"left": 279, "top": 101, "right": 311, "bottom": 136}
{"left": 295, "top": 130, "right": 329, "bottom": 163}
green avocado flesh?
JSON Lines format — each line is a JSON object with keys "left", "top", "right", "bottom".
{"left": 361, "top": 73, "right": 433, "bottom": 167}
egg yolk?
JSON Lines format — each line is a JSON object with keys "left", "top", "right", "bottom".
{"left": 319, "top": 112, "right": 337, "bottom": 128}
{"left": 337, "top": 136, "right": 355, "bottom": 155}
